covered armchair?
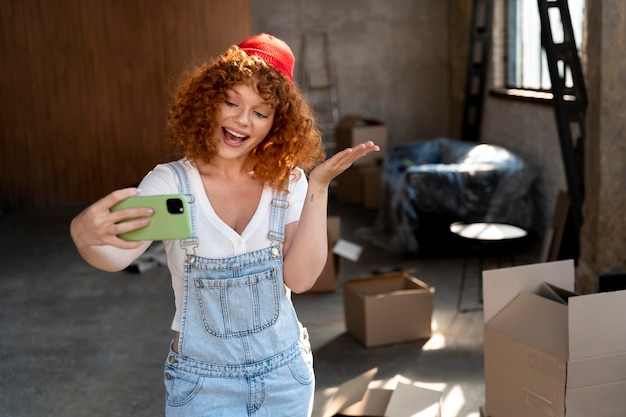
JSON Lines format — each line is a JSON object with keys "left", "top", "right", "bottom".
{"left": 356, "top": 137, "right": 536, "bottom": 255}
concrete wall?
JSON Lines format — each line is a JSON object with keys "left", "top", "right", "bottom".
{"left": 250, "top": 0, "right": 468, "bottom": 149}
{"left": 252, "top": 0, "right": 626, "bottom": 277}
{"left": 581, "top": 0, "right": 626, "bottom": 278}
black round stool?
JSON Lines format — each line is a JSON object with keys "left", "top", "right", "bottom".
{"left": 450, "top": 222, "right": 528, "bottom": 313}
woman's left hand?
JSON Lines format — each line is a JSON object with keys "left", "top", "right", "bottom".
{"left": 308, "top": 141, "right": 380, "bottom": 186}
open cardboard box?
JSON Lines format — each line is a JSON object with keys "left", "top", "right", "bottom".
{"left": 344, "top": 271, "right": 434, "bottom": 348}
{"left": 482, "top": 259, "right": 626, "bottom": 417}
{"left": 321, "top": 368, "right": 442, "bottom": 417}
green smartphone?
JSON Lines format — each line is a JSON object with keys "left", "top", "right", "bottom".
{"left": 111, "top": 194, "right": 192, "bottom": 241}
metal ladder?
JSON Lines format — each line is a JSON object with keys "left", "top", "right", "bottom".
{"left": 537, "top": 0, "right": 588, "bottom": 263}
{"left": 299, "top": 31, "right": 340, "bottom": 153}
{"left": 461, "top": 0, "right": 494, "bottom": 141}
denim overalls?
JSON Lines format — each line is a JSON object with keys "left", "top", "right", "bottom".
{"left": 162, "top": 161, "right": 314, "bottom": 417}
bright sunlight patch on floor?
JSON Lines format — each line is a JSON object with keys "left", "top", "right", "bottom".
{"left": 442, "top": 384, "right": 466, "bottom": 416}
{"left": 372, "top": 373, "right": 446, "bottom": 393}
{"left": 422, "top": 331, "right": 446, "bottom": 350}
{"left": 322, "top": 373, "right": 484, "bottom": 417}
{"left": 318, "top": 316, "right": 481, "bottom": 417}
{"left": 422, "top": 319, "right": 447, "bottom": 351}
{"left": 440, "top": 384, "right": 482, "bottom": 417}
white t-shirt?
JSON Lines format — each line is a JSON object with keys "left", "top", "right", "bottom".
{"left": 138, "top": 158, "right": 308, "bottom": 331}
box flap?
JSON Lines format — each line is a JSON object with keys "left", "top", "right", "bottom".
{"left": 487, "top": 291, "right": 568, "bottom": 360}
{"left": 322, "top": 368, "right": 378, "bottom": 417}
{"left": 333, "top": 239, "right": 363, "bottom": 262}
{"left": 483, "top": 259, "right": 575, "bottom": 324}
{"left": 339, "top": 388, "right": 392, "bottom": 416}
{"left": 345, "top": 273, "right": 431, "bottom": 297}
{"left": 385, "top": 382, "right": 441, "bottom": 417}
{"left": 540, "top": 282, "right": 577, "bottom": 304}
{"left": 568, "top": 289, "right": 626, "bottom": 359}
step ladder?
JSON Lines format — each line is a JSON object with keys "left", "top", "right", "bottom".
{"left": 537, "top": 0, "right": 588, "bottom": 263}
{"left": 299, "top": 31, "right": 340, "bottom": 154}
{"left": 461, "top": 0, "right": 494, "bottom": 142}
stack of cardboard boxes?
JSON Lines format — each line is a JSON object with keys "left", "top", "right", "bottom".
{"left": 482, "top": 260, "right": 626, "bottom": 417}
{"left": 334, "top": 115, "right": 388, "bottom": 209}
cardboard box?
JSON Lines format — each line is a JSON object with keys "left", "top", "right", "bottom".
{"left": 361, "top": 165, "right": 381, "bottom": 208}
{"left": 322, "top": 368, "right": 442, "bottom": 417}
{"left": 335, "top": 115, "right": 388, "bottom": 166}
{"left": 483, "top": 260, "right": 626, "bottom": 417}
{"left": 337, "top": 165, "right": 381, "bottom": 208}
{"left": 344, "top": 271, "right": 434, "bottom": 348}
{"left": 337, "top": 166, "right": 363, "bottom": 205}
{"left": 309, "top": 217, "right": 341, "bottom": 293}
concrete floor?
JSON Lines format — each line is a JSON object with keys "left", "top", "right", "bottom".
{"left": 0, "top": 198, "right": 540, "bottom": 417}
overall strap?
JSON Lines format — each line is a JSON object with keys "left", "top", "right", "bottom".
{"left": 165, "top": 160, "right": 199, "bottom": 263}
{"left": 268, "top": 189, "right": 289, "bottom": 246}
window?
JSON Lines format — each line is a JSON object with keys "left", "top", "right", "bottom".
{"left": 506, "top": 0, "right": 585, "bottom": 91}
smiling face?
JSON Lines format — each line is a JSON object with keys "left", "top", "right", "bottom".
{"left": 213, "top": 82, "right": 275, "bottom": 163}
{"left": 168, "top": 45, "right": 325, "bottom": 188}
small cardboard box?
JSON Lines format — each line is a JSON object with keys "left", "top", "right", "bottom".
{"left": 337, "top": 166, "right": 363, "bottom": 205}
{"left": 483, "top": 260, "right": 626, "bottom": 417}
{"left": 361, "top": 165, "right": 381, "bottom": 209}
{"left": 309, "top": 217, "right": 341, "bottom": 293}
{"left": 337, "top": 165, "right": 381, "bottom": 208}
{"left": 343, "top": 271, "right": 434, "bottom": 348}
{"left": 335, "top": 115, "right": 388, "bottom": 166}
{"left": 322, "top": 368, "right": 442, "bottom": 417}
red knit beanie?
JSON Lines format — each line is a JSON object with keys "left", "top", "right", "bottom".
{"left": 238, "top": 33, "right": 295, "bottom": 82}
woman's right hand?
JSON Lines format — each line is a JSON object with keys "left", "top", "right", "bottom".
{"left": 70, "top": 188, "right": 154, "bottom": 250}
{"left": 70, "top": 188, "right": 154, "bottom": 271}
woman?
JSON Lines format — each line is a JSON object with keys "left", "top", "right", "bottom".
{"left": 70, "top": 33, "right": 379, "bottom": 416}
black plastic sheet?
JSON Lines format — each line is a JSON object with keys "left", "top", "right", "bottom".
{"left": 356, "top": 138, "right": 536, "bottom": 255}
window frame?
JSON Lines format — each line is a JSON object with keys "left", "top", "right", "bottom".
{"left": 492, "top": 0, "right": 585, "bottom": 102}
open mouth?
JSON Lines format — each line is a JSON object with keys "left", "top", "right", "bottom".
{"left": 223, "top": 127, "right": 249, "bottom": 145}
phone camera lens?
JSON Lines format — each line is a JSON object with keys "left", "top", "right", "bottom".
{"left": 166, "top": 198, "right": 184, "bottom": 214}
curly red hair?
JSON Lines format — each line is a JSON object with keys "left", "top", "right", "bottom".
{"left": 166, "top": 45, "right": 326, "bottom": 190}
